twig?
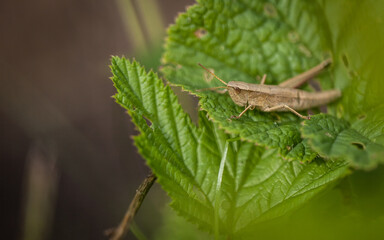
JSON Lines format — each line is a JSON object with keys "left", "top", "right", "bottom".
{"left": 106, "top": 172, "right": 156, "bottom": 240}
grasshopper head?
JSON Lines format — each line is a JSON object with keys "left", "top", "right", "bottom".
{"left": 227, "top": 81, "right": 248, "bottom": 107}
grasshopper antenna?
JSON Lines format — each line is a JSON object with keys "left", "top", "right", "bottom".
{"left": 198, "top": 63, "right": 228, "bottom": 86}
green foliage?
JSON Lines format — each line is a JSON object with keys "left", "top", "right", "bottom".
{"left": 161, "top": 0, "right": 384, "bottom": 166}
{"left": 162, "top": 0, "right": 334, "bottom": 161}
{"left": 110, "top": 0, "right": 384, "bottom": 238}
{"left": 302, "top": 114, "right": 384, "bottom": 170}
{"left": 110, "top": 57, "right": 347, "bottom": 237}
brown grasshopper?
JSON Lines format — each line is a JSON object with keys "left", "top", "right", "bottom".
{"left": 198, "top": 58, "right": 341, "bottom": 120}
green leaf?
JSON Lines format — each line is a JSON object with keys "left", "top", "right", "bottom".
{"left": 161, "top": 0, "right": 336, "bottom": 161}
{"left": 316, "top": 0, "right": 384, "bottom": 165}
{"left": 110, "top": 0, "right": 384, "bottom": 238}
{"left": 302, "top": 114, "right": 384, "bottom": 170}
{"left": 162, "top": 0, "right": 384, "bottom": 167}
{"left": 110, "top": 57, "right": 348, "bottom": 236}
{"left": 298, "top": 1, "right": 384, "bottom": 168}
{"left": 321, "top": 1, "right": 384, "bottom": 127}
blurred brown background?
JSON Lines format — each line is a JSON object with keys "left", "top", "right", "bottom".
{"left": 0, "top": 0, "right": 195, "bottom": 239}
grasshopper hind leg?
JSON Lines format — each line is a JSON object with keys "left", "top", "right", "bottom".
{"left": 278, "top": 58, "right": 332, "bottom": 88}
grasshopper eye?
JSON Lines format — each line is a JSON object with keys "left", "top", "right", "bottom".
{"left": 234, "top": 87, "right": 241, "bottom": 94}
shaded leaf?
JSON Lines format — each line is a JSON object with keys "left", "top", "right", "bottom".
{"left": 315, "top": 1, "right": 384, "bottom": 164}
{"left": 302, "top": 114, "right": 384, "bottom": 170}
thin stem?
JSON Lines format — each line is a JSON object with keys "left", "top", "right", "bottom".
{"left": 130, "top": 221, "right": 148, "bottom": 240}
{"left": 107, "top": 172, "right": 156, "bottom": 240}
{"left": 260, "top": 74, "right": 267, "bottom": 85}
{"left": 115, "top": 0, "right": 148, "bottom": 54}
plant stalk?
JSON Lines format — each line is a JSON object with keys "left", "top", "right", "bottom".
{"left": 106, "top": 172, "right": 156, "bottom": 240}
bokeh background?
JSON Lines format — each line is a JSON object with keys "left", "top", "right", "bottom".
{"left": 0, "top": 0, "right": 196, "bottom": 239}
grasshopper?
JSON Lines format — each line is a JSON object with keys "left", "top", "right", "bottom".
{"left": 198, "top": 58, "right": 341, "bottom": 120}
